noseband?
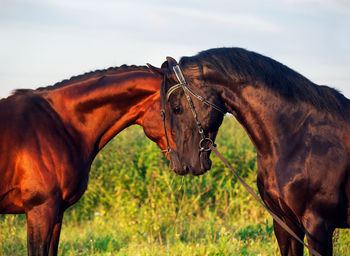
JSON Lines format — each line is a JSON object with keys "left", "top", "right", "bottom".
{"left": 160, "top": 66, "right": 322, "bottom": 256}
{"left": 161, "top": 65, "right": 225, "bottom": 155}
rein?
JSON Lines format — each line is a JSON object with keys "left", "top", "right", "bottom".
{"left": 210, "top": 145, "right": 322, "bottom": 256}
{"left": 162, "top": 64, "right": 322, "bottom": 256}
{"left": 161, "top": 65, "right": 226, "bottom": 154}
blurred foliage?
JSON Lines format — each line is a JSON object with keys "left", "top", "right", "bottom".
{"left": 1, "top": 115, "right": 349, "bottom": 255}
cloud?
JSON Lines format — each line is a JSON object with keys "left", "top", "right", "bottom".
{"left": 280, "top": 0, "right": 350, "bottom": 14}
{"left": 166, "top": 7, "right": 282, "bottom": 33}
{"left": 3, "top": 0, "right": 281, "bottom": 33}
{"left": 0, "top": 0, "right": 349, "bottom": 98}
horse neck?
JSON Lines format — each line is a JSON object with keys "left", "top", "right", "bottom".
{"left": 220, "top": 83, "right": 314, "bottom": 157}
{"left": 43, "top": 71, "right": 160, "bottom": 158}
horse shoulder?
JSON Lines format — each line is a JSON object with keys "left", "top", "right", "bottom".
{"left": 0, "top": 93, "right": 90, "bottom": 211}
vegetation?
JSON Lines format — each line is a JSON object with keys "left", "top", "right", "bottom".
{"left": 1, "top": 116, "right": 349, "bottom": 255}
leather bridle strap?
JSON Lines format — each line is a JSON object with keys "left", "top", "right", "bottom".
{"left": 162, "top": 64, "right": 322, "bottom": 256}
{"left": 160, "top": 109, "right": 171, "bottom": 155}
{"left": 165, "top": 65, "right": 226, "bottom": 152}
{"left": 210, "top": 144, "right": 322, "bottom": 256}
{"left": 167, "top": 65, "right": 226, "bottom": 115}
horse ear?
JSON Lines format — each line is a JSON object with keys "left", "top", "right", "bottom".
{"left": 166, "top": 56, "right": 178, "bottom": 67}
{"left": 147, "top": 63, "right": 164, "bottom": 77}
{"left": 160, "top": 60, "right": 169, "bottom": 69}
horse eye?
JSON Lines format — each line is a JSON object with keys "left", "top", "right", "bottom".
{"left": 173, "top": 105, "right": 182, "bottom": 114}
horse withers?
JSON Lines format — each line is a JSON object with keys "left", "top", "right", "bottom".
{"left": 0, "top": 65, "right": 176, "bottom": 256}
{"left": 149, "top": 48, "right": 350, "bottom": 255}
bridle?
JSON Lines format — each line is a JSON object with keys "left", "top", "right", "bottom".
{"left": 161, "top": 64, "right": 226, "bottom": 155}
{"left": 159, "top": 64, "right": 322, "bottom": 256}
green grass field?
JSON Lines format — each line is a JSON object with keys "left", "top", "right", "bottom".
{"left": 1, "top": 116, "right": 350, "bottom": 255}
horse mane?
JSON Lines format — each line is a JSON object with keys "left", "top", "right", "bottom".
{"left": 12, "top": 65, "right": 149, "bottom": 95}
{"left": 179, "top": 47, "right": 349, "bottom": 116}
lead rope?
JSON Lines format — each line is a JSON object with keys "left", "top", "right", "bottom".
{"left": 167, "top": 64, "right": 322, "bottom": 255}
{"left": 209, "top": 144, "right": 322, "bottom": 256}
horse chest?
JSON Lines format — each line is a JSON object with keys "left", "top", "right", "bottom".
{"left": 58, "top": 164, "right": 90, "bottom": 205}
{"left": 257, "top": 157, "right": 310, "bottom": 216}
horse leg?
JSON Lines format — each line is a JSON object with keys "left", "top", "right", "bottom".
{"left": 273, "top": 220, "right": 305, "bottom": 256}
{"left": 26, "top": 200, "right": 61, "bottom": 256}
{"left": 48, "top": 212, "right": 64, "bottom": 256}
{"left": 303, "top": 213, "right": 334, "bottom": 256}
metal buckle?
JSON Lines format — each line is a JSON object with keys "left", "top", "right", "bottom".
{"left": 165, "top": 64, "right": 222, "bottom": 154}
{"left": 199, "top": 137, "right": 215, "bottom": 152}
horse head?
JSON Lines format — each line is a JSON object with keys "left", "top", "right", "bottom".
{"left": 148, "top": 57, "right": 226, "bottom": 175}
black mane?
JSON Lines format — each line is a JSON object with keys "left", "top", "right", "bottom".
{"left": 13, "top": 65, "right": 149, "bottom": 94}
{"left": 179, "top": 47, "right": 349, "bottom": 115}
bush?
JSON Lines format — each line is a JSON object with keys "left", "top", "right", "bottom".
{"left": 1, "top": 115, "right": 349, "bottom": 255}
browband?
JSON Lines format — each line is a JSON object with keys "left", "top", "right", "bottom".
{"left": 166, "top": 65, "right": 226, "bottom": 114}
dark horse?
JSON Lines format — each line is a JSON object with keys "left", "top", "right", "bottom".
{"left": 149, "top": 48, "right": 350, "bottom": 255}
{"left": 0, "top": 65, "right": 175, "bottom": 256}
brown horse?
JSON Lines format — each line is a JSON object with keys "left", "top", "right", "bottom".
{"left": 149, "top": 48, "right": 350, "bottom": 255}
{"left": 0, "top": 65, "right": 175, "bottom": 256}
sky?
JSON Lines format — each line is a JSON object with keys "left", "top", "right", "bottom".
{"left": 0, "top": 0, "right": 349, "bottom": 98}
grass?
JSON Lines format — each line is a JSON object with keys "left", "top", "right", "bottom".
{"left": 1, "top": 116, "right": 350, "bottom": 255}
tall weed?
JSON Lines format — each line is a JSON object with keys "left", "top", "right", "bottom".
{"left": 1, "top": 116, "right": 349, "bottom": 255}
